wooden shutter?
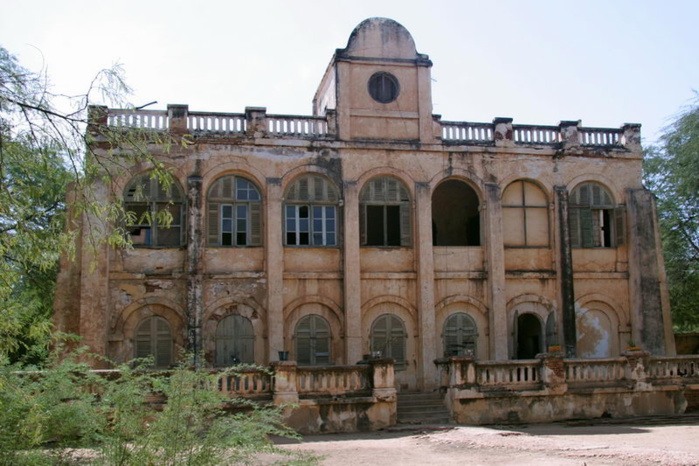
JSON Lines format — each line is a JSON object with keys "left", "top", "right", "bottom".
{"left": 249, "top": 202, "right": 262, "bottom": 245}
{"left": 400, "top": 203, "right": 411, "bottom": 246}
{"left": 614, "top": 206, "right": 626, "bottom": 247}
{"left": 388, "top": 316, "right": 406, "bottom": 366}
{"left": 295, "top": 316, "right": 312, "bottom": 365}
{"left": 568, "top": 208, "right": 580, "bottom": 248}
{"left": 579, "top": 208, "right": 594, "bottom": 248}
{"left": 359, "top": 204, "right": 367, "bottom": 245}
{"left": 155, "top": 317, "right": 172, "bottom": 368}
{"left": 208, "top": 203, "right": 219, "bottom": 246}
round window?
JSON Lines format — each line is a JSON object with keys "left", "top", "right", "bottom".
{"left": 368, "top": 72, "right": 399, "bottom": 104}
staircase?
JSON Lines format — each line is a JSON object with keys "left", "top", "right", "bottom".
{"left": 397, "top": 391, "right": 451, "bottom": 424}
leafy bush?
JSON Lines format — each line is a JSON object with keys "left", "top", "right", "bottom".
{"left": 0, "top": 348, "right": 308, "bottom": 465}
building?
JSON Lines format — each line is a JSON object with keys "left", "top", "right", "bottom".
{"left": 54, "top": 17, "right": 676, "bottom": 395}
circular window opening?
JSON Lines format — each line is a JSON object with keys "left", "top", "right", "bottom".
{"left": 368, "top": 72, "right": 400, "bottom": 104}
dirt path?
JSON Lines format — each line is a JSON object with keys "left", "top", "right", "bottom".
{"left": 268, "top": 422, "right": 699, "bottom": 465}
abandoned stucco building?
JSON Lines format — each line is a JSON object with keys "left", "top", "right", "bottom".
{"left": 54, "top": 17, "right": 677, "bottom": 401}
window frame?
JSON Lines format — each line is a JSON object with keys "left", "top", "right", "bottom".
{"left": 284, "top": 175, "right": 340, "bottom": 247}
{"left": 124, "top": 173, "right": 185, "bottom": 248}
{"left": 502, "top": 180, "right": 550, "bottom": 248}
{"left": 134, "top": 316, "right": 173, "bottom": 369}
{"left": 568, "top": 182, "right": 624, "bottom": 249}
{"left": 370, "top": 314, "right": 407, "bottom": 370}
{"left": 442, "top": 313, "right": 478, "bottom": 357}
{"left": 207, "top": 175, "right": 262, "bottom": 247}
{"left": 294, "top": 314, "right": 332, "bottom": 366}
{"left": 360, "top": 176, "right": 412, "bottom": 247}
{"left": 214, "top": 314, "right": 255, "bottom": 366}
{"left": 368, "top": 72, "right": 400, "bottom": 104}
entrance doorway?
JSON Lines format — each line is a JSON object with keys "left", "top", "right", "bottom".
{"left": 516, "top": 313, "right": 543, "bottom": 359}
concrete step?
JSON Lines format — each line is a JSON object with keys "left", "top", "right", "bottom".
{"left": 397, "top": 391, "right": 451, "bottom": 424}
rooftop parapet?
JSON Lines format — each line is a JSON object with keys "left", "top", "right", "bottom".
{"left": 88, "top": 104, "right": 641, "bottom": 151}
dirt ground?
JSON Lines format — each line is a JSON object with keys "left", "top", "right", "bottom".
{"left": 267, "top": 421, "right": 699, "bottom": 465}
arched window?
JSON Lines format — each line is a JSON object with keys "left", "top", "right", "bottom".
{"left": 432, "top": 180, "right": 480, "bottom": 246}
{"left": 294, "top": 314, "right": 331, "bottom": 365}
{"left": 443, "top": 313, "right": 478, "bottom": 357}
{"left": 502, "top": 180, "right": 549, "bottom": 247}
{"left": 569, "top": 182, "right": 624, "bottom": 248}
{"left": 284, "top": 175, "right": 339, "bottom": 247}
{"left": 134, "top": 316, "right": 173, "bottom": 368}
{"left": 124, "top": 173, "right": 184, "bottom": 247}
{"left": 371, "top": 314, "right": 406, "bottom": 368}
{"left": 214, "top": 315, "right": 254, "bottom": 365}
{"left": 207, "top": 175, "right": 262, "bottom": 246}
{"left": 360, "top": 176, "right": 411, "bottom": 247}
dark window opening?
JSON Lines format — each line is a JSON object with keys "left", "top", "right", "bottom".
{"left": 368, "top": 72, "right": 400, "bottom": 104}
{"left": 432, "top": 180, "right": 480, "bottom": 246}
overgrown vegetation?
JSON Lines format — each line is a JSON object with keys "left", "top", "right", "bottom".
{"left": 0, "top": 347, "right": 306, "bottom": 465}
{"left": 0, "top": 46, "right": 177, "bottom": 363}
{"left": 644, "top": 98, "right": 699, "bottom": 332}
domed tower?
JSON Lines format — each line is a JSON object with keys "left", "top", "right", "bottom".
{"left": 313, "top": 18, "right": 435, "bottom": 142}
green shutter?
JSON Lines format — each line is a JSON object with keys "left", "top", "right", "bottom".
{"left": 249, "top": 202, "right": 262, "bottom": 246}
{"left": 400, "top": 203, "right": 411, "bottom": 246}
{"left": 614, "top": 206, "right": 626, "bottom": 247}
{"left": 208, "top": 203, "right": 219, "bottom": 246}
{"left": 579, "top": 208, "right": 594, "bottom": 248}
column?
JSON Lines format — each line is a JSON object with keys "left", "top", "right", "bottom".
{"left": 554, "top": 186, "right": 577, "bottom": 358}
{"left": 186, "top": 174, "right": 203, "bottom": 364}
{"left": 627, "top": 189, "right": 673, "bottom": 355}
{"left": 484, "top": 183, "right": 508, "bottom": 360}
{"left": 266, "top": 178, "right": 285, "bottom": 360}
{"left": 343, "top": 181, "right": 362, "bottom": 364}
{"left": 415, "top": 182, "right": 437, "bottom": 388}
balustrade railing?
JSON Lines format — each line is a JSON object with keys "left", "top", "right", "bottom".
{"left": 267, "top": 115, "right": 328, "bottom": 137}
{"left": 580, "top": 127, "right": 623, "bottom": 146}
{"left": 647, "top": 356, "right": 699, "bottom": 380}
{"left": 513, "top": 125, "right": 561, "bottom": 145}
{"left": 296, "top": 365, "right": 371, "bottom": 396}
{"left": 107, "top": 109, "right": 169, "bottom": 130}
{"left": 441, "top": 121, "right": 493, "bottom": 142}
{"left": 564, "top": 358, "right": 627, "bottom": 385}
{"left": 476, "top": 360, "right": 540, "bottom": 387}
{"left": 99, "top": 107, "right": 632, "bottom": 149}
{"left": 217, "top": 369, "right": 272, "bottom": 396}
{"left": 188, "top": 112, "right": 246, "bottom": 134}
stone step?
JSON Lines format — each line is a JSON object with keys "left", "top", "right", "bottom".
{"left": 397, "top": 391, "right": 451, "bottom": 424}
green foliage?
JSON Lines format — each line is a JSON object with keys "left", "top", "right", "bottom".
{"left": 0, "top": 46, "right": 180, "bottom": 363}
{"left": 644, "top": 99, "right": 699, "bottom": 331}
{"left": 0, "top": 349, "right": 308, "bottom": 465}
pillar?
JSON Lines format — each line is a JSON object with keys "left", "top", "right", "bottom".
{"left": 484, "top": 183, "right": 508, "bottom": 360}
{"left": 415, "top": 182, "right": 437, "bottom": 388}
{"left": 555, "top": 186, "right": 577, "bottom": 358}
{"left": 186, "top": 174, "right": 203, "bottom": 364}
{"left": 343, "top": 181, "right": 362, "bottom": 364}
{"left": 266, "top": 178, "right": 285, "bottom": 360}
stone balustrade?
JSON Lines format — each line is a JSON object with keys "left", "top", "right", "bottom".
{"left": 89, "top": 105, "right": 640, "bottom": 151}
{"left": 216, "top": 367, "right": 272, "bottom": 396}
{"left": 436, "top": 353, "right": 699, "bottom": 424}
{"left": 296, "top": 365, "right": 371, "bottom": 396}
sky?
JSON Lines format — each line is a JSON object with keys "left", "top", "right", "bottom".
{"left": 2, "top": 0, "right": 698, "bottom": 145}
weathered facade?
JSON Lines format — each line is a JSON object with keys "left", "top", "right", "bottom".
{"left": 55, "top": 17, "right": 676, "bottom": 403}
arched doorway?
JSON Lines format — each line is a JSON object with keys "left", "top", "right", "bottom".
{"left": 516, "top": 313, "right": 543, "bottom": 359}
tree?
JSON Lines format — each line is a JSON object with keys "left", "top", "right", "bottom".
{"left": 0, "top": 46, "right": 169, "bottom": 362}
{"left": 644, "top": 99, "right": 699, "bottom": 331}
